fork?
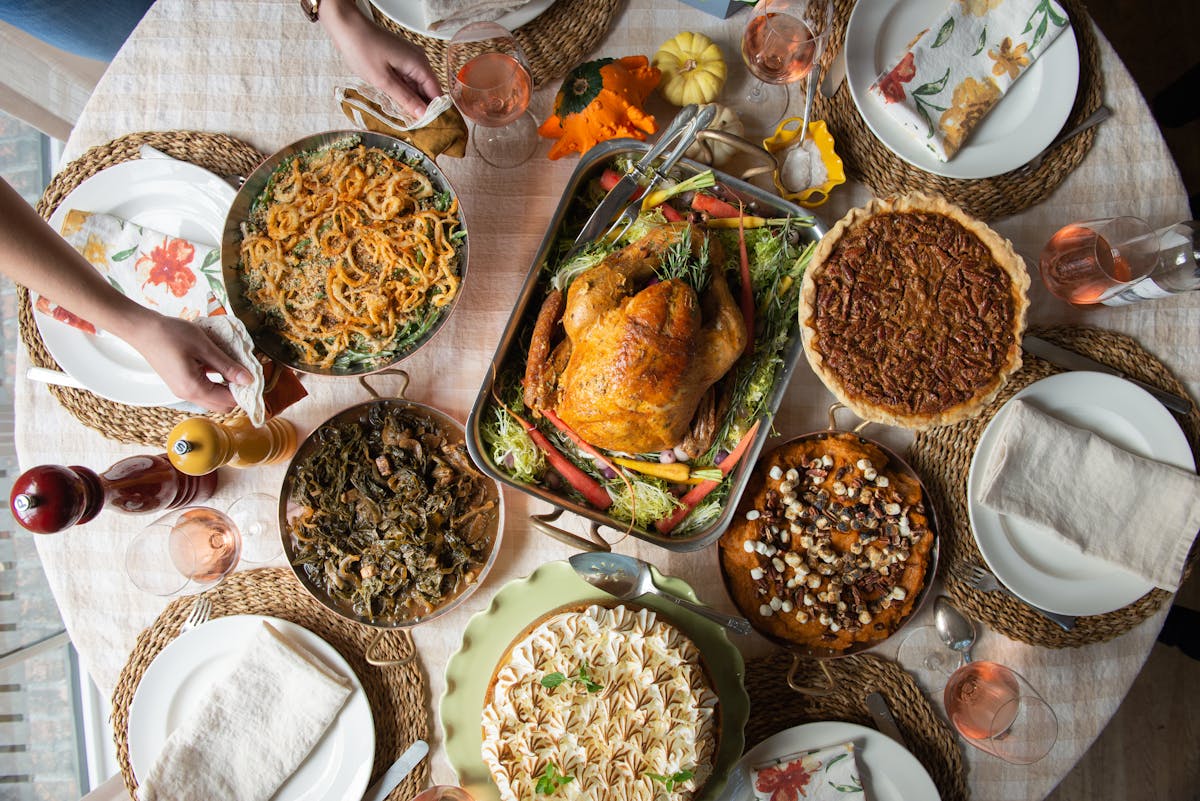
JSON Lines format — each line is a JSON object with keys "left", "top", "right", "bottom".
{"left": 179, "top": 595, "right": 213, "bottom": 634}
{"left": 964, "top": 562, "right": 1076, "bottom": 632}
{"left": 1018, "top": 105, "right": 1112, "bottom": 172}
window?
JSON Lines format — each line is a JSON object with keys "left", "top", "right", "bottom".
{"left": 1, "top": 110, "right": 88, "bottom": 800}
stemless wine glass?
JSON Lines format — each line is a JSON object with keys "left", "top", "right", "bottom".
{"left": 740, "top": 0, "right": 834, "bottom": 126}
{"left": 944, "top": 661, "right": 1058, "bottom": 764}
{"left": 445, "top": 22, "right": 537, "bottom": 169}
{"left": 1039, "top": 216, "right": 1159, "bottom": 305}
{"left": 125, "top": 506, "right": 242, "bottom": 597}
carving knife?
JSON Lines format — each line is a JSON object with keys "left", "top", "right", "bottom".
{"left": 570, "top": 104, "right": 712, "bottom": 250}
{"left": 865, "top": 692, "right": 909, "bottom": 749}
{"left": 1022, "top": 336, "right": 1192, "bottom": 415}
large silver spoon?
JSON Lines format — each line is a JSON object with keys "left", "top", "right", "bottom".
{"left": 569, "top": 552, "right": 752, "bottom": 635}
{"left": 934, "top": 596, "right": 977, "bottom": 667}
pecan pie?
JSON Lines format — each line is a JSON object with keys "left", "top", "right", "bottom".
{"left": 799, "top": 193, "right": 1029, "bottom": 429}
{"left": 719, "top": 433, "right": 935, "bottom": 652}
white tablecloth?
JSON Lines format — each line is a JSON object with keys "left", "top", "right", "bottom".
{"left": 17, "top": 2, "right": 1195, "bottom": 800}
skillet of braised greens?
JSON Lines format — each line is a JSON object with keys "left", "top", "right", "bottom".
{"left": 283, "top": 401, "right": 500, "bottom": 626}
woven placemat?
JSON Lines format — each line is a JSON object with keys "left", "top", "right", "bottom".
{"left": 111, "top": 567, "right": 428, "bottom": 801}
{"left": 909, "top": 326, "right": 1200, "bottom": 647}
{"left": 373, "top": 0, "right": 621, "bottom": 90}
{"left": 18, "top": 131, "right": 265, "bottom": 446}
{"left": 815, "top": 0, "right": 1104, "bottom": 221}
{"left": 745, "top": 650, "right": 968, "bottom": 801}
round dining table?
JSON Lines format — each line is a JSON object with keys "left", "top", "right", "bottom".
{"left": 15, "top": 1, "right": 1197, "bottom": 800}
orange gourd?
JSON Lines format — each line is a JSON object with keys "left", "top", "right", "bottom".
{"left": 537, "top": 56, "right": 661, "bottom": 160}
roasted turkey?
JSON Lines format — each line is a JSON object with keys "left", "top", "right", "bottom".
{"left": 524, "top": 224, "right": 747, "bottom": 453}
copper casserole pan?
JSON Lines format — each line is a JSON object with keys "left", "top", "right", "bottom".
{"left": 220, "top": 130, "right": 468, "bottom": 377}
{"left": 718, "top": 405, "right": 940, "bottom": 695}
{"left": 278, "top": 370, "right": 504, "bottom": 664}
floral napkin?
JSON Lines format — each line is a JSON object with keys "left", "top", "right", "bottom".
{"left": 751, "top": 742, "right": 865, "bottom": 801}
{"left": 41, "top": 209, "right": 226, "bottom": 333}
{"left": 869, "top": 0, "right": 1071, "bottom": 161}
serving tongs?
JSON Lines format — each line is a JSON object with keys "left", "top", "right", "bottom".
{"left": 569, "top": 103, "right": 718, "bottom": 254}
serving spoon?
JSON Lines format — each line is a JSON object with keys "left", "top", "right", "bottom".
{"left": 934, "top": 596, "right": 977, "bottom": 667}
{"left": 569, "top": 552, "right": 752, "bottom": 635}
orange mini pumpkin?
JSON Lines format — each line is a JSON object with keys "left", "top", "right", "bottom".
{"left": 538, "top": 55, "right": 661, "bottom": 160}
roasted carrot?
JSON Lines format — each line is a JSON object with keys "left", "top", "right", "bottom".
{"left": 612, "top": 457, "right": 693, "bottom": 483}
{"left": 691, "top": 192, "right": 742, "bottom": 219}
{"left": 703, "top": 215, "right": 789, "bottom": 229}
{"left": 737, "top": 204, "right": 755, "bottom": 358}
{"left": 542, "top": 408, "right": 635, "bottom": 527}
{"left": 493, "top": 398, "right": 612, "bottom": 510}
{"left": 655, "top": 419, "right": 762, "bottom": 534}
{"left": 658, "top": 202, "right": 684, "bottom": 222}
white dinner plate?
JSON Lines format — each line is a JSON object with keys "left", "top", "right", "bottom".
{"left": 369, "top": 0, "right": 556, "bottom": 40}
{"left": 127, "top": 615, "right": 374, "bottom": 801}
{"left": 35, "top": 158, "right": 235, "bottom": 407}
{"left": 968, "top": 372, "right": 1194, "bottom": 616}
{"left": 714, "top": 721, "right": 940, "bottom": 801}
{"left": 844, "top": 0, "right": 1080, "bottom": 179}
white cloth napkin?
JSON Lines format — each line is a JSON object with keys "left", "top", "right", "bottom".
{"left": 751, "top": 742, "right": 864, "bottom": 800}
{"left": 139, "top": 621, "right": 352, "bottom": 801}
{"left": 978, "top": 400, "right": 1200, "bottom": 591}
{"left": 195, "top": 316, "right": 266, "bottom": 426}
{"left": 868, "top": 0, "right": 1071, "bottom": 161}
{"left": 422, "top": 0, "right": 533, "bottom": 31}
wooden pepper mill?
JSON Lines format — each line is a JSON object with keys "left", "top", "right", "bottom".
{"left": 166, "top": 416, "right": 297, "bottom": 476}
{"left": 10, "top": 453, "right": 219, "bottom": 534}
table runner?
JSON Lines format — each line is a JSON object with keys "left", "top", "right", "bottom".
{"left": 16, "top": 2, "right": 1197, "bottom": 800}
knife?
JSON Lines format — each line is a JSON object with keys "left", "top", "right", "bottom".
{"left": 820, "top": 48, "right": 847, "bottom": 98}
{"left": 1022, "top": 336, "right": 1193, "bottom": 415}
{"left": 865, "top": 692, "right": 909, "bottom": 749}
{"left": 571, "top": 104, "right": 708, "bottom": 249}
{"left": 360, "top": 740, "right": 429, "bottom": 801}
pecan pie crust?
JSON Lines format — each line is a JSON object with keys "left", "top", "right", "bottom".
{"left": 799, "top": 193, "right": 1029, "bottom": 429}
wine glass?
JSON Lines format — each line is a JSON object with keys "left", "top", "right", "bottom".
{"left": 1038, "top": 216, "right": 1159, "bottom": 305}
{"left": 125, "top": 506, "right": 242, "bottom": 597}
{"left": 944, "top": 661, "right": 1058, "bottom": 764}
{"left": 445, "top": 22, "right": 537, "bottom": 169}
{"left": 741, "top": 0, "right": 834, "bottom": 127}
{"left": 124, "top": 495, "right": 281, "bottom": 596}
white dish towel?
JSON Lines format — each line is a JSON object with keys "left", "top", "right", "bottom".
{"left": 423, "top": 0, "right": 533, "bottom": 31}
{"left": 139, "top": 622, "right": 352, "bottom": 801}
{"left": 977, "top": 400, "right": 1200, "bottom": 592}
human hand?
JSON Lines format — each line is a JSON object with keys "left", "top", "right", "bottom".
{"left": 126, "top": 313, "right": 253, "bottom": 413}
{"left": 321, "top": 0, "right": 442, "bottom": 120}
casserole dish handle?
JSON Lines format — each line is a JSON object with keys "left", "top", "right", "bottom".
{"left": 786, "top": 655, "right": 836, "bottom": 697}
{"left": 694, "top": 129, "right": 778, "bottom": 180}
{"left": 530, "top": 508, "right": 612, "bottom": 553}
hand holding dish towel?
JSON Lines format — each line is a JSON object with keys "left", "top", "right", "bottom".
{"left": 978, "top": 400, "right": 1200, "bottom": 591}
{"left": 139, "top": 621, "right": 352, "bottom": 801}
{"left": 869, "top": 0, "right": 1071, "bottom": 161}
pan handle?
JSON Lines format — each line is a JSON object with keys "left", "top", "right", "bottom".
{"left": 364, "top": 628, "right": 417, "bottom": 667}
{"left": 529, "top": 508, "right": 612, "bottom": 552}
{"left": 696, "top": 129, "right": 778, "bottom": 181}
{"left": 358, "top": 369, "right": 411, "bottom": 400}
{"left": 827, "top": 402, "right": 872, "bottom": 434}
{"left": 786, "top": 654, "right": 837, "bottom": 697}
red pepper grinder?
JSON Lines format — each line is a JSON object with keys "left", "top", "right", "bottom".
{"left": 9, "top": 453, "right": 219, "bottom": 534}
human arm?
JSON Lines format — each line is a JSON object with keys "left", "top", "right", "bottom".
{"left": 319, "top": 0, "right": 443, "bottom": 120}
{"left": 0, "top": 178, "right": 251, "bottom": 412}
